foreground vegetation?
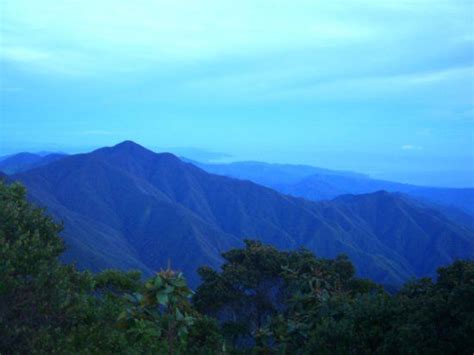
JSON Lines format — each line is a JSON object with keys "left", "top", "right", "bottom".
{"left": 1, "top": 181, "right": 473, "bottom": 354}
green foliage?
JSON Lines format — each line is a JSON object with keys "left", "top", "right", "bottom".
{"left": 1, "top": 181, "right": 472, "bottom": 354}
{"left": 0, "top": 182, "right": 94, "bottom": 353}
{"left": 195, "top": 239, "right": 473, "bottom": 354}
{"left": 117, "top": 270, "right": 224, "bottom": 354}
{"left": 194, "top": 240, "right": 290, "bottom": 348}
{"left": 386, "top": 260, "right": 474, "bottom": 354}
{"left": 94, "top": 269, "right": 142, "bottom": 293}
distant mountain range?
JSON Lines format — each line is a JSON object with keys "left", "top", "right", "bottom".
{"left": 4, "top": 150, "right": 473, "bottom": 215}
{"left": 192, "top": 161, "right": 474, "bottom": 215}
{"left": 8, "top": 141, "right": 473, "bottom": 288}
{"left": 0, "top": 152, "right": 67, "bottom": 174}
{"left": 181, "top": 158, "right": 369, "bottom": 183}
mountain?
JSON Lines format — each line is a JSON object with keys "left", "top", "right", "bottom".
{"left": 187, "top": 159, "right": 368, "bottom": 186}
{"left": 0, "top": 154, "right": 12, "bottom": 162}
{"left": 330, "top": 191, "right": 474, "bottom": 278}
{"left": 280, "top": 174, "right": 474, "bottom": 215}
{"left": 13, "top": 141, "right": 474, "bottom": 287}
{"left": 191, "top": 161, "right": 474, "bottom": 215}
{"left": 0, "top": 152, "right": 67, "bottom": 174}
{"left": 7, "top": 150, "right": 472, "bottom": 216}
{"left": 0, "top": 153, "right": 43, "bottom": 174}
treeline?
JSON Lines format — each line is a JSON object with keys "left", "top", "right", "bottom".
{"left": 1, "top": 181, "right": 473, "bottom": 354}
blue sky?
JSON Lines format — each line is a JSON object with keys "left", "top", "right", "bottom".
{"left": 0, "top": 0, "right": 473, "bottom": 187}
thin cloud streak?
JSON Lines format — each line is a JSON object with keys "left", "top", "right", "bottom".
{"left": 401, "top": 145, "right": 423, "bottom": 151}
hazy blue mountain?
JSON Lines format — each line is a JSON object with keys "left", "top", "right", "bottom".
{"left": 330, "top": 191, "right": 474, "bottom": 278}
{"left": 35, "top": 151, "right": 68, "bottom": 157}
{"left": 162, "top": 147, "right": 232, "bottom": 163}
{"left": 396, "top": 195, "right": 474, "bottom": 230}
{"left": 13, "top": 141, "right": 474, "bottom": 287}
{"left": 0, "top": 152, "right": 67, "bottom": 174}
{"left": 279, "top": 174, "right": 474, "bottom": 215}
{"left": 187, "top": 159, "right": 368, "bottom": 186}
{"left": 191, "top": 161, "right": 474, "bottom": 215}
{"left": 0, "top": 153, "right": 43, "bottom": 174}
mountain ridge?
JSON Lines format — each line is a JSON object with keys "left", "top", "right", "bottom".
{"left": 192, "top": 160, "right": 474, "bottom": 214}
{"left": 13, "top": 141, "right": 474, "bottom": 287}
{"left": 0, "top": 152, "right": 67, "bottom": 174}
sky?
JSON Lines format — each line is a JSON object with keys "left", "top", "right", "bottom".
{"left": 0, "top": 0, "right": 473, "bottom": 187}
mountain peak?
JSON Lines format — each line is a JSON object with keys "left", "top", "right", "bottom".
{"left": 113, "top": 140, "right": 146, "bottom": 150}
{"left": 85, "top": 141, "right": 155, "bottom": 164}
{"left": 91, "top": 141, "right": 183, "bottom": 168}
{"left": 94, "top": 140, "right": 154, "bottom": 157}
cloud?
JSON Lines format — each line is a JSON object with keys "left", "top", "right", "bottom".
{"left": 0, "top": 46, "right": 52, "bottom": 63}
{"left": 1, "top": 0, "right": 471, "bottom": 80}
{"left": 418, "top": 128, "right": 432, "bottom": 136}
{"left": 401, "top": 145, "right": 423, "bottom": 151}
{"left": 0, "top": 87, "right": 22, "bottom": 92}
{"left": 80, "top": 130, "right": 117, "bottom": 136}
{"left": 180, "top": 62, "right": 473, "bottom": 105}
{"left": 0, "top": 44, "right": 95, "bottom": 76}
{"left": 267, "top": 66, "right": 474, "bottom": 102}
{"left": 0, "top": 1, "right": 378, "bottom": 74}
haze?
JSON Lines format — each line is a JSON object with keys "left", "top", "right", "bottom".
{"left": 1, "top": 0, "right": 473, "bottom": 187}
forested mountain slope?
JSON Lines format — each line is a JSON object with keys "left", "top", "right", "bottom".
{"left": 14, "top": 141, "right": 474, "bottom": 287}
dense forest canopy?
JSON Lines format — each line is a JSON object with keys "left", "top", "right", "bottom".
{"left": 1, "top": 181, "right": 473, "bottom": 354}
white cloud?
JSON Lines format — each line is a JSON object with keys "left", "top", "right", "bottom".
{"left": 418, "top": 128, "right": 432, "bottom": 136}
{"left": 80, "top": 130, "right": 117, "bottom": 136}
{"left": 0, "top": 47, "right": 52, "bottom": 62}
{"left": 1, "top": 0, "right": 471, "bottom": 78}
{"left": 0, "top": 1, "right": 378, "bottom": 68}
{"left": 187, "top": 64, "right": 473, "bottom": 103}
{"left": 0, "top": 87, "right": 22, "bottom": 92}
{"left": 401, "top": 145, "right": 423, "bottom": 151}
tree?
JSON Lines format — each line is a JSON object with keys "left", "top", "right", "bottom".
{"left": 118, "top": 269, "right": 224, "bottom": 354}
{"left": 193, "top": 240, "right": 383, "bottom": 352}
{"left": 193, "top": 240, "right": 290, "bottom": 349}
{"left": 387, "top": 260, "right": 474, "bottom": 354}
{"left": 0, "top": 182, "right": 93, "bottom": 353}
{"left": 260, "top": 250, "right": 386, "bottom": 354}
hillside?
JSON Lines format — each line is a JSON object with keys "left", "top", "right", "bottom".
{"left": 331, "top": 191, "right": 474, "bottom": 278}
{"left": 14, "top": 141, "right": 474, "bottom": 287}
